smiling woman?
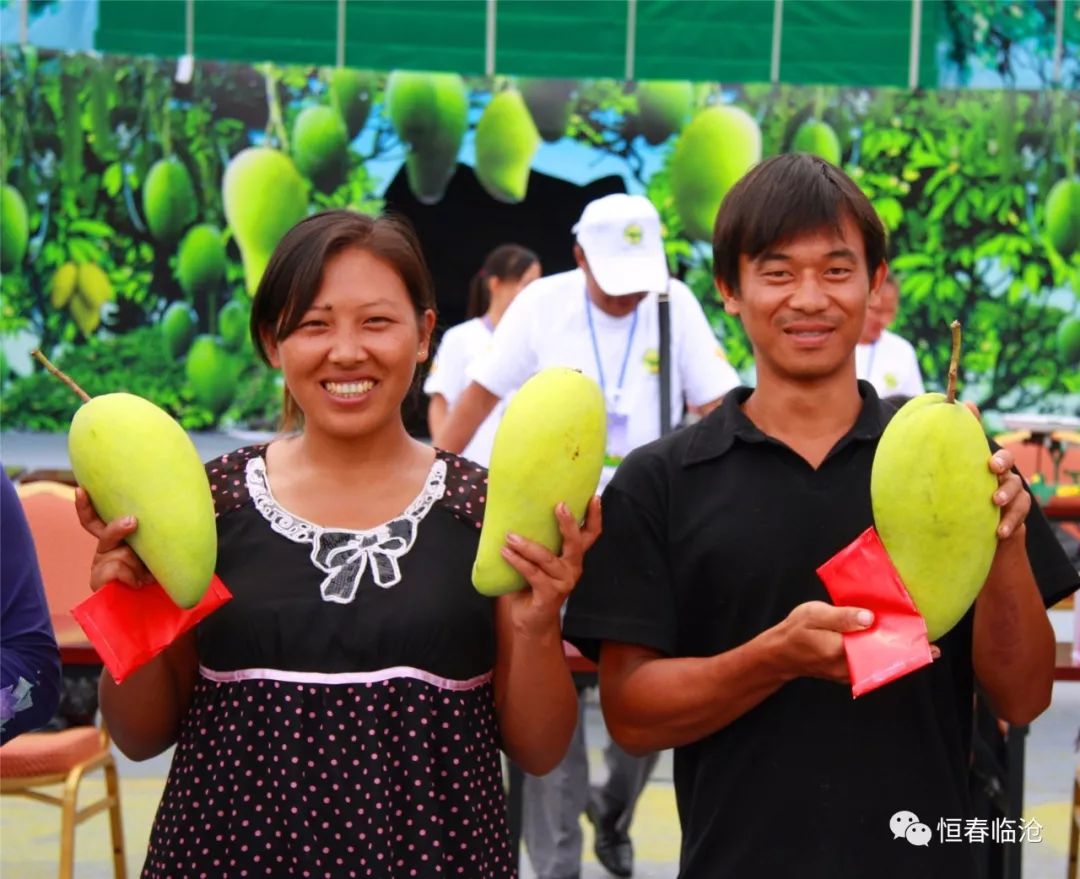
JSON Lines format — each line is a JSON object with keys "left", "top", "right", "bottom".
{"left": 78, "top": 209, "right": 601, "bottom": 878}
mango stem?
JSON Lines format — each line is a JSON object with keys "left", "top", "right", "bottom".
{"left": 945, "top": 320, "right": 961, "bottom": 404}
{"left": 31, "top": 349, "right": 91, "bottom": 403}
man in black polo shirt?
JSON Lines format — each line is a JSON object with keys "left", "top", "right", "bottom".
{"left": 563, "top": 153, "right": 1077, "bottom": 879}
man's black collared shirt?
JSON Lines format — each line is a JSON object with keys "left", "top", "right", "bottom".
{"left": 564, "top": 382, "right": 1077, "bottom": 879}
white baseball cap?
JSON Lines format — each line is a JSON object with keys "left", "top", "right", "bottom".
{"left": 572, "top": 194, "right": 669, "bottom": 296}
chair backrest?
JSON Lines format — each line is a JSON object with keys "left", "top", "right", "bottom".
{"left": 14, "top": 482, "right": 98, "bottom": 642}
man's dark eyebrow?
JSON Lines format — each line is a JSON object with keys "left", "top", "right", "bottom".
{"left": 755, "top": 247, "right": 858, "bottom": 263}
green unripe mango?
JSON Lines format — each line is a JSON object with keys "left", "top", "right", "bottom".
{"left": 1044, "top": 178, "right": 1080, "bottom": 259}
{"left": 870, "top": 393, "right": 999, "bottom": 640}
{"left": 1, "top": 184, "right": 29, "bottom": 272}
{"left": 293, "top": 105, "right": 349, "bottom": 193}
{"left": 386, "top": 71, "right": 467, "bottom": 204}
{"left": 671, "top": 105, "right": 761, "bottom": 241}
{"left": 327, "top": 67, "right": 375, "bottom": 139}
{"left": 218, "top": 298, "right": 251, "bottom": 353}
{"left": 222, "top": 147, "right": 308, "bottom": 295}
{"left": 142, "top": 157, "right": 197, "bottom": 246}
{"left": 791, "top": 119, "right": 842, "bottom": 166}
{"left": 69, "top": 392, "right": 217, "bottom": 608}
{"left": 161, "top": 301, "right": 199, "bottom": 360}
{"left": 474, "top": 90, "right": 540, "bottom": 204}
{"left": 50, "top": 262, "right": 79, "bottom": 309}
{"left": 186, "top": 334, "right": 238, "bottom": 415}
{"left": 1058, "top": 316, "right": 1080, "bottom": 366}
{"left": 636, "top": 80, "right": 693, "bottom": 146}
{"left": 473, "top": 368, "right": 606, "bottom": 597}
{"left": 76, "top": 263, "right": 114, "bottom": 307}
{"left": 519, "top": 78, "right": 577, "bottom": 142}
{"left": 176, "top": 224, "right": 226, "bottom": 297}
{"left": 69, "top": 292, "right": 101, "bottom": 337}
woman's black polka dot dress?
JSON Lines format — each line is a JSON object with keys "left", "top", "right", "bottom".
{"left": 141, "top": 446, "right": 517, "bottom": 878}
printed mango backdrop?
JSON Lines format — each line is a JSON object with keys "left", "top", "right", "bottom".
{"left": 0, "top": 47, "right": 1077, "bottom": 435}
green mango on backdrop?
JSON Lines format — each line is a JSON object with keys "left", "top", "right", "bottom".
{"left": 161, "top": 301, "right": 199, "bottom": 360}
{"left": 519, "top": 78, "right": 577, "bottom": 142}
{"left": 474, "top": 90, "right": 540, "bottom": 204}
{"left": 327, "top": 68, "right": 375, "bottom": 139}
{"left": 185, "top": 334, "right": 239, "bottom": 415}
{"left": 69, "top": 392, "right": 217, "bottom": 609}
{"left": 386, "top": 71, "right": 468, "bottom": 204}
{"left": 473, "top": 368, "right": 606, "bottom": 597}
{"left": 143, "top": 157, "right": 197, "bottom": 246}
{"left": 49, "top": 262, "right": 78, "bottom": 309}
{"left": 293, "top": 105, "right": 349, "bottom": 192}
{"left": 1, "top": 184, "right": 29, "bottom": 272}
{"left": 1058, "top": 317, "right": 1080, "bottom": 366}
{"left": 636, "top": 80, "right": 693, "bottom": 145}
{"left": 176, "top": 224, "right": 226, "bottom": 297}
{"left": 218, "top": 298, "right": 251, "bottom": 353}
{"left": 671, "top": 105, "right": 762, "bottom": 241}
{"left": 1045, "top": 178, "right": 1080, "bottom": 259}
{"left": 871, "top": 393, "right": 999, "bottom": 641}
{"left": 222, "top": 147, "right": 308, "bottom": 295}
{"left": 792, "top": 119, "right": 842, "bottom": 166}
{"left": 76, "top": 263, "right": 114, "bottom": 308}
{"left": 69, "top": 292, "right": 101, "bottom": 337}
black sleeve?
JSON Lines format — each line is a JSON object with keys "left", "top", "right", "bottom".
{"left": 563, "top": 457, "right": 679, "bottom": 662}
{"left": 1023, "top": 495, "right": 1078, "bottom": 608}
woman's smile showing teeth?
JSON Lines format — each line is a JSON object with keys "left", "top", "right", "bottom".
{"left": 323, "top": 379, "right": 376, "bottom": 398}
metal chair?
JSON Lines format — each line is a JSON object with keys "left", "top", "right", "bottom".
{"left": 0, "top": 480, "right": 126, "bottom": 879}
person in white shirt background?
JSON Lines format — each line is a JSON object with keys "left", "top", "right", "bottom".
{"left": 854, "top": 269, "right": 925, "bottom": 398}
{"left": 424, "top": 243, "right": 541, "bottom": 466}
{"left": 435, "top": 193, "right": 741, "bottom": 879}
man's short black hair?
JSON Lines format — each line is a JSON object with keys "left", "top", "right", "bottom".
{"left": 712, "top": 153, "right": 887, "bottom": 294}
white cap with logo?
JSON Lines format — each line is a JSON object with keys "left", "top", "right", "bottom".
{"left": 572, "top": 193, "right": 669, "bottom": 296}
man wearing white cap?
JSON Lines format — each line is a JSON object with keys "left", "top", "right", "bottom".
{"left": 436, "top": 192, "right": 739, "bottom": 879}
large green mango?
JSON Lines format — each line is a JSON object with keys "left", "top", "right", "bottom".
{"left": 176, "top": 224, "right": 226, "bottom": 297}
{"left": 161, "top": 301, "right": 199, "bottom": 360}
{"left": 670, "top": 105, "right": 761, "bottom": 241}
{"left": 293, "top": 105, "right": 349, "bottom": 192}
{"left": 1045, "top": 178, "right": 1080, "bottom": 259}
{"left": 474, "top": 90, "right": 540, "bottom": 204}
{"left": 222, "top": 147, "right": 308, "bottom": 295}
{"left": 636, "top": 80, "right": 693, "bottom": 145}
{"left": 519, "top": 78, "right": 577, "bottom": 142}
{"left": 791, "top": 119, "right": 842, "bottom": 166}
{"left": 143, "top": 157, "right": 197, "bottom": 246}
{"left": 386, "top": 71, "right": 468, "bottom": 204}
{"left": 69, "top": 393, "right": 217, "bottom": 608}
{"left": 870, "top": 393, "right": 999, "bottom": 640}
{"left": 327, "top": 67, "right": 375, "bottom": 139}
{"left": 0, "top": 185, "right": 29, "bottom": 272}
{"left": 185, "top": 334, "right": 238, "bottom": 415}
{"left": 473, "top": 368, "right": 606, "bottom": 597}
{"left": 1058, "top": 316, "right": 1080, "bottom": 366}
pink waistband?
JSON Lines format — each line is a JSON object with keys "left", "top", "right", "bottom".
{"left": 199, "top": 664, "right": 493, "bottom": 691}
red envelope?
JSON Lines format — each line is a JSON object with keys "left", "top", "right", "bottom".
{"left": 816, "top": 527, "right": 932, "bottom": 698}
{"left": 71, "top": 575, "right": 232, "bottom": 684}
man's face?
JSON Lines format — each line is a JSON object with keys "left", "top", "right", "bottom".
{"left": 860, "top": 281, "right": 898, "bottom": 344}
{"left": 575, "top": 248, "right": 647, "bottom": 318}
{"left": 717, "top": 215, "right": 887, "bottom": 385}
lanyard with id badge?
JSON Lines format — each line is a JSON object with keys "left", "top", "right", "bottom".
{"left": 584, "top": 287, "right": 638, "bottom": 468}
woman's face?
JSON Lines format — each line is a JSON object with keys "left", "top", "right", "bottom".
{"left": 263, "top": 247, "right": 435, "bottom": 441}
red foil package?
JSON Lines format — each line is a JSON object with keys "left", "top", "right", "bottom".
{"left": 816, "top": 527, "right": 932, "bottom": 697}
{"left": 71, "top": 575, "right": 232, "bottom": 684}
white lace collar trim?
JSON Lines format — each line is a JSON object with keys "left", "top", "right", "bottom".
{"left": 245, "top": 454, "right": 448, "bottom": 603}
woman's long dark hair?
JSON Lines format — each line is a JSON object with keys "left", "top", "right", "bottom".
{"left": 465, "top": 243, "right": 540, "bottom": 318}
